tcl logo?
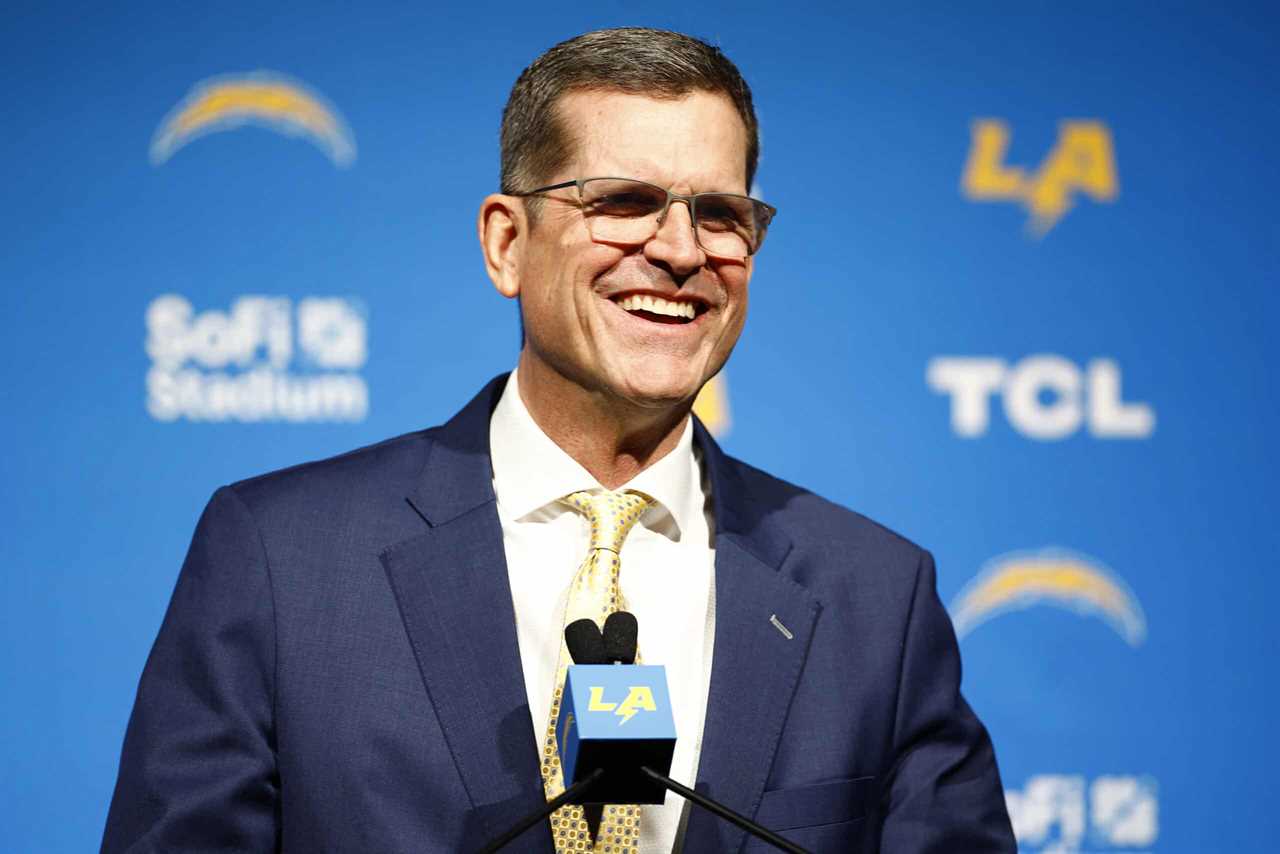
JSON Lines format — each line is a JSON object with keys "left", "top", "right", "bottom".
{"left": 927, "top": 356, "right": 1155, "bottom": 440}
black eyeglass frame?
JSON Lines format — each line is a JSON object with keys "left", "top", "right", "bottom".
{"left": 514, "top": 176, "right": 777, "bottom": 259}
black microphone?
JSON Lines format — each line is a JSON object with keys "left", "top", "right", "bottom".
{"left": 558, "top": 610, "right": 673, "bottom": 805}
{"left": 565, "top": 611, "right": 809, "bottom": 853}
{"left": 565, "top": 618, "right": 608, "bottom": 664}
{"left": 476, "top": 613, "right": 810, "bottom": 854}
{"left": 602, "top": 611, "right": 638, "bottom": 664}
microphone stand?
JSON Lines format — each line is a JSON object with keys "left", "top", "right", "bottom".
{"left": 475, "top": 768, "right": 604, "bottom": 854}
{"left": 479, "top": 618, "right": 809, "bottom": 853}
{"left": 474, "top": 765, "right": 810, "bottom": 854}
{"left": 640, "top": 766, "right": 810, "bottom": 854}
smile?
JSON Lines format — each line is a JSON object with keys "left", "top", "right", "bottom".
{"left": 611, "top": 293, "right": 703, "bottom": 325}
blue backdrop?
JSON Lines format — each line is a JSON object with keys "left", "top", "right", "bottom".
{"left": 3, "top": 2, "right": 1277, "bottom": 851}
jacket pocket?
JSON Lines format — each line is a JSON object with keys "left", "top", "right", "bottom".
{"left": 755, "top": 776, "right": 877, "bottom": 831}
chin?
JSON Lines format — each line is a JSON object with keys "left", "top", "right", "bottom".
{"left": 608, "top": 360, "right": 707, "bottom": 410}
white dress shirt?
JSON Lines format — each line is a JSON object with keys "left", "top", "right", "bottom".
{"left": 489, "top": 369, "right": 717, "bottom": 854}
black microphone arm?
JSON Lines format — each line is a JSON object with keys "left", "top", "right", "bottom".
{"left": 474, "top": 765, "right": 809, "bottom": 854}
{"left": 474, "top": 769, "right": 604, "bottom": 854}
{"left": 639, "top": 766, "right": 809, "bottom": 854}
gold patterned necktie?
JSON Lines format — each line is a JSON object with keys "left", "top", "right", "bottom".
{"left": 541, "top": 489, "right": 652, "bottom": 853}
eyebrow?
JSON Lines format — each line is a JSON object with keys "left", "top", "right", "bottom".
{"left": 590, "top": 169, "right": 746, "bottom": 195}
{"left": 587, "top": 154, "right": 742, "bottom": 194}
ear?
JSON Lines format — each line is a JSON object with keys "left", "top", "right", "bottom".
{"left": 478, "top": 194, "right": 525, "bottom": 299}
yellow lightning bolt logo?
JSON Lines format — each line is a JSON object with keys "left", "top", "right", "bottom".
{"left": 961, "top": 119, "right": 1118, "bottom": 237}
{"left": 589, "top": 686, "right": 657, "bottom": 725}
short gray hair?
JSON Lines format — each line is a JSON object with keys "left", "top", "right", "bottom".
{"left": 500, "top": 27, "right": 760, "bottom": 208}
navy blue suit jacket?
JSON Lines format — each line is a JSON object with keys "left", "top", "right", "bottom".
{"left": 103, "top": 375, "right": 1015, "bottom": 853}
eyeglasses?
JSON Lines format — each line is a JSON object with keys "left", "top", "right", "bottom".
{"left": 516, "top": 177, "right": 777, "bottom": 260}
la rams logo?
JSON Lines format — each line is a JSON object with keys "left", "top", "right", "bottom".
{"left": 151, "top": 71, "right": 356, "bottom": 167}
{"left": 588, "top": 686, "right": 657, "bottom": 725}
{"left": 950, "top": 549, "right": 1146, "bottom": 646}
{"left": 962, "top": 119, "right": 1117, "bottom": 236}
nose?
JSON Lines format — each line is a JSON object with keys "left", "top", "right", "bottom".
{"left": 645, "top": 198, "right": 705, "bottom": 276}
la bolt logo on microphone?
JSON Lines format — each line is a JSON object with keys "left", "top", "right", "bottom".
{"left": 587, "top": 686, "right": 658, "bottom": 725}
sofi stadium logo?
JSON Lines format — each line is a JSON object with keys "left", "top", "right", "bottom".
{"left": 151, "top": 71, "right": 356, "bottom": 167}
{"left": 950, "top": 548, "right": 1146, "bottom": 647}
{"left": 927, "top": 355, "right": 1155, "bottom": 440}
{"left": 962, "top": 119, "right": 1117, "bottom": 236}
{"left": 1006, "top": 774, "right": 1158, "bottom": 852}
{"left": 145, "top": 294, "right": 368, "bottom": 423}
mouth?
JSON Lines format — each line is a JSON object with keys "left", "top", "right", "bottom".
{"left": 609, "top": 292, "right": 708, "bottom": 326}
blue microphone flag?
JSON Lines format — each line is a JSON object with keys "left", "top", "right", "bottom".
{"left": 556, "top": 664, "right": 677, "bottom": 804}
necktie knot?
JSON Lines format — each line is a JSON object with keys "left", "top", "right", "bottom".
{"left": 563, "top": 490, "right": 652, "bottom": 554}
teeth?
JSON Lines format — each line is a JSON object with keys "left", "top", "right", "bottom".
{"left": 616, "top": 294, "right": 697, "bottom": 320}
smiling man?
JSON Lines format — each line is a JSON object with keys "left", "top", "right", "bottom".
{"left": 479, "top": 84, "right": 756, "bottom": 488}
{"left": 104, "top": 28, "right": 1015, "bottom": 854}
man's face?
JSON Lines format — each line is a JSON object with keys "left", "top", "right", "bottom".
{"left": 514, "top": 89, "right": 753, "bottom": 411}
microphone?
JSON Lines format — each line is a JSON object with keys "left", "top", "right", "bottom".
{"left": 565, "top": 618, "right": 608, "bottom": 664}
{"left": 602, "top": 611, "right": 638, "bottom": 664}
{"left": 556, "top": 612, "right": 809, "bottom": 852}
{"left": 477, "top": 612, "right": 810, "bottom": 854}
{"left": 474, "top": 613, "right": 671, "bottom": 854}
{"left": 557, "top": 613, "right": 675, "bottom": 804}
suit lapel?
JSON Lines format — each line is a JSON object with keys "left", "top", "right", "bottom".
{"left": 683, "top": 421, "right": 822, "bottom": 852}
{"left": 380, "top": 376, "right": 552, "bottom": 853}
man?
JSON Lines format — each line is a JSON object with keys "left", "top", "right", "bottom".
{"left": 104, "top": 28, "right": 1015, "bottom": 853}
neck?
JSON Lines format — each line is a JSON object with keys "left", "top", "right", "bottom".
{"left": 515, "top": 353, "right": 691, "bottom": 490}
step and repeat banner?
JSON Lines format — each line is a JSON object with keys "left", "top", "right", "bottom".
{"left": 3, "top": 3, "right": 1276, "bottom": 852}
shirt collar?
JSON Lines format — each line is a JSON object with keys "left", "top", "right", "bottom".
{"left": 489, "top": 369, "right": 700, "bottom": 542}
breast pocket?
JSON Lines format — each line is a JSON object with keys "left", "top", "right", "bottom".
{"left": 747, "top": 777, "right": 878, "bottom": 853}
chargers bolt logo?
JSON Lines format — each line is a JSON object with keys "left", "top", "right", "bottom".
{"left": 150, "top": 71, "right": 356, "bottom": 167}
{"left": 950, "top": 549, "right": 1146, "bottom": 646}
